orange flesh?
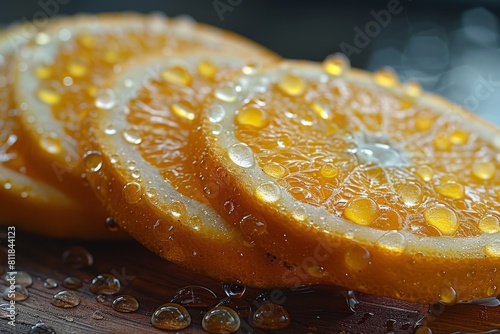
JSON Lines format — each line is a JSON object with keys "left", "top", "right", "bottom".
{"left": 234, "top": 78, "right": 500, "bottom": 238}
{"left": 34, "top": 31, "right": 207, "bottom": 143}
{"left": 126, "top": 60, "right": 249, "bottom": 202}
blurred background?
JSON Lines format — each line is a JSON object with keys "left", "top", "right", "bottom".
{"left": 1, "top": 0, "right": 500, "bottom": 124}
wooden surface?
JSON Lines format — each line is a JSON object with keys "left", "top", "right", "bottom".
{"left": 0, "top": 230, "right": 499, "bottom": 334}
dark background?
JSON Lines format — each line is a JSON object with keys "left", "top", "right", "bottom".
{"left": 2, "top": 0, "right": 500, "bottom": 124}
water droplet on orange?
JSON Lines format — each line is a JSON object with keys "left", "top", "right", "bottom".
{"left": 344, "top": 245, "right": 371, "bottom": 271}
{"left": 424, "top": 205, "right": 458, "bottom": 235}
{"left": 228, "top": 143, "right": 254, "bottom": 168}
{"left": 277, "top": 73, "right": 306, "bottom": 96}
{"left": 344, "top": 197, "right": 379, "bottom": 226}
{"left": 255, "top": 182, "right": 281, "bottom": 203}
{"left": 323, "top": 53, "right": 350, "bottom": 76}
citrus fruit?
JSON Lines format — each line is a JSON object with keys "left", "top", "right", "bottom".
{"left": 194, "top": 57, "right": 500, "bottom": 303}
{"left": 0, "top": 23, "right": 120, "bottom": 239}
{"left": 14, "top": 12, "right": 278, "bottom": 196}
{"left": 81, "top": 52, "right": 321, "bottom": 287}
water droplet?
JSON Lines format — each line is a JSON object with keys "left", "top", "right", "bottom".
{"left": 449, "top": 130, "right": 469, "bottom": 145}
{"left": 34, "top": 65, "right": 52, "bottom": 79}
{"left": 40, "top": 135, "right": 63, "bottom": 154}
{"left": 123, "top": 182, "right": 142, "bottom": 204}
{"left": 62, "top": 246, "right": 93, "bottom": 268}
{"left": 171, "top": 102, "right": 195, "bottom": 121}
{"left": 238, "top": 62, "right": 257, "bottom": 76}
{"left": 51, "top": 290, "right": 80, "bottom": 308}
{"left": 67, "top": 62, "right": 88, "bottom": 77}
{"left": 96, "top": 295, "right": 106, "bottom": 303}
{"left": 208, "top": 104, "right": 226, "bottom": 123}
{"left": 2, "top": 285, "right": 29, "bottom": 301}
{"left": 424, "top": 205, "right": 458, "bottom": 235}
{"left": 320, "top": 163, "right": 338, "bottom": 178}
{"left": 435, "top": 181, "right": 465, "bottom": 200}
{"left": 402, "top": 80, "right": 422, "bottom": 97}
{"left": 228, "top": 143, "right": 254, "bottom": 168}
{"left": 222, "top": 283, "right": 246, "bottom": 298}
{"left": 255, "top": 182, "right": 281, "bottom": 203}
{"left": 202, "top": 306, "right": 240, "bottom": 333}
{"left": 310, "top": 100, "right": 330, "bottom": 120}
{"left": 170, "top": 285, "right": 218, "bottom": 307}
{"left": 439, "top": 286, "right": 457, "bottom": 305}
{"left": 1, "top": 271, "right": 32, "bottom": 287}
{"left": 252, "top": 303, "right": 290, "bottom": 330}
{"left": 277, "top": 73, "right": 306, "bottom": 96}
{"left": 472, "top": 161, "right": 495, "bottom": 180}
{"left": 433, "top": 137, "right": 452, "bottom": 151}
{"left": 89, "top": 274, "right": 121, "bottom": 295}
{"left": 416, "top": 166, "right": 433, "bottom": 182}
{"left": 398, "top": 183, "right": 423, "bottom": 206}
{"left": 94, "top": 89, "right": 116, "bottom": 110}
{"left": 344, "top": 245, "right": 371, "bottom": 271}
{"left": 239, "top": 215, "right": 267, "bottom": 237}
{"left": 103, "top": 122, "right": 117, "bottom": 135}
{"left": 82, "top": 150, "right": 103, "bottom": 172}
{"left": 344, "top": 197, "right": 379, "bottom": 226}
{"left": 215, "top": 84, "right": 237, "bottom": 102}
{"left": 92, "top": 310, "right": 105, "bottom": 320}
{"left": 122, "top": 129, "right": 142, "bottom": 145}
{"left": 62, "top": 277, "right": 82, "bottom": 290}
{"left": 216, "top": 297, "right": 251, "bottom": 317}
{"left": 323, "top": 53, "right": 350, "bottom": 76}
{"left": 151, "top": 303, "right": 191, "bottom": 330}
{"left": 415, "top": 326, "right": 433, "bottom": 334}
{"left": 37, "top": 87, "right": 61, "bottom": 105}
{"left": 112, "top": 295, "right": 139, "bottom": 313}
{"left": 44, "top": 278, "right": 58, "bottom": 289}
{"left": 487, "top": 286, "right": 497, "bottom": 297}
{"left": 236, "top": 105, "right": 267, "bottom": 128}
{"left": 376, "top": 231, "right": 406, "bottom": 252}
{"left": 167, "top": 201, "right": 187, "bottom": 220}
{"left": 212, "top": 123, "right": 223, "bottom": 135}
{"left": 373, "top": 67, "right": 399, "bottom": 87}
{"left": 485, "top": 241, "right": 500, "bottom": 257}
{"left": 262, "top": 162, "right": 287, "bottom": 179}
{"left": 29, "top": 322, "right": 56, "bottom": 334}
{"left": 197, "top": 60, "right": 217, "bottom": 79}
{"left": 162, "top": 65, "right": 192, "bottom": 86}
{"left": 479, "top": 215, "right": 500, "bottom": 234}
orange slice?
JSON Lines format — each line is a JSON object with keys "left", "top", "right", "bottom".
{"left": 82, "top": 52, "right": 321, "bottom": 287}
{"left": 195, "top": 58, "right": 500, "bottom": 303}
{"left": 14, "top": 12, "right": 278, "bottom": 196}
{"left": 0, "top": 23, "right": 120, "bottom": 239}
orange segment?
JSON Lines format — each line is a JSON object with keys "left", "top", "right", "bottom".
{"left": 82, "top": 52, "right": 321, "bottom": 287}
{"left": 0, "top": 24, "right": 119, "bottom": 239}
{"left": 14, "top": 13, "right": 278, "bottom": 192}
{"left": 195, "top": 59, "right": 500, "bottom": 303}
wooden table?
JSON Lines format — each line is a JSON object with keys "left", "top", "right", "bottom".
{"left": 0, "top": 230, "right": 499, "bottom": 333}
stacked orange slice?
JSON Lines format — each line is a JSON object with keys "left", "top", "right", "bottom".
{"left": 82, "top": 52, "right": 324, "bottom": 287}
{"left": 194, "top": 58, "right": 500, "bottom": 303}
